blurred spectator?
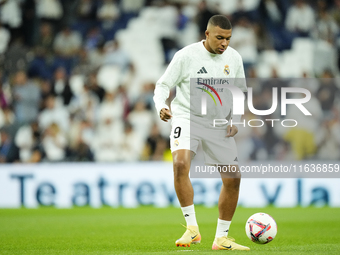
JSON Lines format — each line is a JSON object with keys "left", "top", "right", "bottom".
{"left": 53, "top": 26, "right": 82, "bottom": 74}
{"left": 97, "top": 0, "right": 120, "bottom": 31}
{"left": 249, "top": 126, "right": 268, "bottom": 160}
{"left": 127, "top": 100, "right": 153, "bottom": 141}
{"left": 118, "top": 122, "right": 143, "bottom": 161}
{"left": 97, "top": 92, "right": 123, "bottom": 123}
{"left": 73, "top": 48, "right": 93, "bottom": 75}
{"left": 262, "top": 68, "right": 287, "bottom": 104}
{"left": 0, "top": 0, "right": 22, "bottom": 39}
{"left": 312, "top": 9, "right": 338, "bottom": 45}
{"left": 84, "top": 27, "right": 104, "bottom": 51}
{"left": 229, "top": 17, "right": 258, "bottom": 70}
{"left": 285, "top": 0, "right": 315, "bottom": 36}
{"left": 88, "top": 40, "right": 107, "bottom": 69}
{"left": 36, "top": 0, "right": 63, "bottom": 31}
{"left": 136, "top": 82, "right": 155, "bottom": 109}
{"left": 0, "top": 71, "right": 11, "bottom": 104}
{"left": 0, "top": 127, "right": 19, "bottom": 163}
{"left": 286, "top": 91, "right": 323, "bottom": 134}
{"left": 331, "top": 0, "right": 340, "bottom": 27}
{"left": 161, "top": 37, "right": 178, "bottom": 64}
{"left": 87, "top": 73, "right": 106, "bottom": 102}
{"left": 15, "top": 121, "right": 41, "bottom": 162}
{"left": 262, "top": 115, "right": 280, "bottom": 159}
{"left": 53, "top": 26, "right": 82, "bottom": 58}
{"left": 28, "top": 48, "right": 52, "bottom": 79}
{"left": 42, "top": 123, "right": 67, "bottom": 161}
{"left": 74, "top": 118, "right": 93, "bottom": 143}
{"left": 0, "top": 77, "right": 9, "bottom": 108}
{"left": 246, "top": 68, "right": 262, "bottom": 94}
{"left": 258, "top": 0, "right": 284, "bottom": 28}
{"left": 282, "top": 91, "right": 323, "bottom": 160}
{"left": 104, "top": 40, "right": 130, "bottom": 71}
{"left": 69, "top": 83, "right": 99, "bottom": 124}
{"left": 34, "top": 23, "right": 54, "bottom": 57}
{"left": 253, "top": 22, "right": 273, "bottom": 52}
{"left": 39, "top": 79, "right": 53, "bottom": 110}
{"left": 316, "top": 70, "right": 339, "bottom": 115}
{"left": 0, "top": 22, "right": 10, "bottom": 54}
{"left": 21, "top": 0, "right": 36, "bottom": 47}
{"left": 97, "top": 0, "right": 120, "bottom": 21}
{"left": 38, "top": 94, "right": 69, "bottom": 132}
{"left": 0, "top": 107, "right": 15, "bottom": 129}
{"left": 315, "top": 118, "right": 340, "bottom": 159}
{"left": 151, "top": 137, "right": 169, "bottom": 161}
{"left": 175, "top": 3, "right": 189, "bottom": 30}
{"left": 117, "top": 85, "right": 130, "bottom": 117}
{"left": 283, "top": 128, "right": 317, "bottom": 160}
{"left": 12, "top": 71, "right": 40, "bottom": 124}
{"left": 144, "top": 123, "right": 169, "bottom": 161}
{"left": 121, "top": 0, "right": 145, "bottom": 14}
{"left": 4, "top": 38, "right": 30, "bottom": 74}
{"left": 52, "top": 67, "right": 74, "bottom": 106}
{"left": 76, "top": 0, "right": 97, "bottom": 21}
{"left": 314, "top": 0, "right": 329, "bottom": 13}
{"left": 91, "top": 117, "right": 123, "bottom": 162}
{"left": 68, "top": 140, "right": 94, "bottom": 161}
{"left": 196, "top": 0, "right": 217, "bottom": 38}
{"left": 67, "top": 119, "right": 94, "bottom": 161}
{"left": 29, "top": 145, "right": 45, "bottom": 163}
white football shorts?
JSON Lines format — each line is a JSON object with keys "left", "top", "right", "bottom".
{"left": 170, "top": 118, "right": 239, "bottom": 165}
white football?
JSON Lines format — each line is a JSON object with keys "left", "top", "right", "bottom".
{"left": 245, "top": 212, "right": 277, "bottom": 244}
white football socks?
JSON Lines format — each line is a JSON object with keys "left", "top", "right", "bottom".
{"left": 215, "top": 218, "right": 231, "bottom": 238}
{"left": 181, "top": 204, "right": 198, "bottom": 226}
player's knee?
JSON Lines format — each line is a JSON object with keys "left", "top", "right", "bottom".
{"left": 222, "top": 176, "right": 241, "bottom": 190}
{"left": 173, "top": 160, "right": 189, "bottom": 177}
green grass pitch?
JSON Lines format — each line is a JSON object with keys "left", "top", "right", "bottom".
{"left": 0, "top": 206, "right": 339, "bottom": 254}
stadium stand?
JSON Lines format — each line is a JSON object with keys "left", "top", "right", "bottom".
{"left": 0, "top": 0, "right": 339, "bottom": 163}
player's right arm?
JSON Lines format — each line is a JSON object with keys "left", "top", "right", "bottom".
{"left": 153, "top": 51, "right": 184, "bottom": 122}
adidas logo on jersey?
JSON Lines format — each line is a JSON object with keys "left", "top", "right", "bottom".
{"left": 197, "top": 67, "right": 208, "bottom": 74}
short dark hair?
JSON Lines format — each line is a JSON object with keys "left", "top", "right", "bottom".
{"left": 208, "top": 15, "right": 232, "bottom": 30}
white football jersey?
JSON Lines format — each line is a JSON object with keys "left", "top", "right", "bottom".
{"left": 153, "top": 40, "right": 247, "bottom": 128}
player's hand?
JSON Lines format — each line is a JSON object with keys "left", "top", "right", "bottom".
{"left": 160, "top": 108, "right": 172, "bottom": 122}
{"left": 226, "top": 125, "right": 238, "bottom": 137}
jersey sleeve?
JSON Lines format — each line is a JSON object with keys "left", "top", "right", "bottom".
{"left": 153, "top": 51, "right": 184, "bottom": 115}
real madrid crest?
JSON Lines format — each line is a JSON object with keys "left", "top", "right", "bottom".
{"left": 224, "top": 65, "right": 230, "bottom": 75}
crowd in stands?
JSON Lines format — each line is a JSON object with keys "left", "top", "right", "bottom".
{"left": 0, "top": 0, "right": 339, "bottom": 163}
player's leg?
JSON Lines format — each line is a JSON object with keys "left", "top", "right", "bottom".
{"left": 172, "top": 149, "right": 201, "bottom": 247}
{"left": 218, "top": 167, "right": 241, "bottom": 222}
{"left": 170, "top": 120, "right": 200, "bottom": 247}
{"left": 212, "top": 166, "right": 249, "bottom": 250}
{"left": 172, "top": 149, "right": 194, "bottom": 207}
{"left": 201, "top": 132, "right": 250, "bottom": 250}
